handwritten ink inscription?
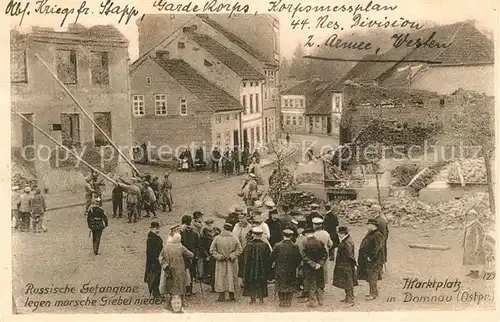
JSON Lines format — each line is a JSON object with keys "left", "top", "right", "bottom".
{"left": 5, "top": 0, "right": 30, "bottom": 25}
{"left": 152, "top": 0, "right": 250, "bottom": 18}
{"left": 99, "top": 0, "right": 139, "bottom": 25}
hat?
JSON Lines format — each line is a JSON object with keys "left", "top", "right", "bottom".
{"left": 252, "top": 226, "right": 264, "bottom": 234}
{"left": 283, "top": 229, "right": 294, "bottom": 237}
{"left": 310, "top": 203, "right": 319, "bottom": 209}
{"left": 164, "top": 172, "right": 170, "bottom": 177}
{"left": 303, "top": 228, "right": 315, "bottom": 234}
{"left": 310, "top": 211, "right": 321, "bottom": 217}
{"left": 24, "top": 187, "right": 31, "bottom": 193}
{"left": 312, "top": 217, "right": 324, "bottom": 224}
{"left": 193, "top": 211, "right": 204, "bottom": 219}
{"left": 265, "top": 200, "right": 275, "bottom": 208}
{"left": 234, "top": 206, "right": 244, "bottom": 212}
{"left": 248, "top": 173, "right": 256, "bottom": 178}
{"left": 150, "top": 221, "right": 160, "bottom": 228}
{"left": 170, "top": 224, "right": 181, "bottom": 232}
{"left": 223, "top": 223, "right": 233, "bottom": 230}
{"left": 291, "top": 219, "right": 298, "bottom": 225}
{"left": 367, "top": 218, "right": 378, "bottom": 226}
{"left": 338, "top": 226, "right": 348, "bottom": 234}
{"left": 205, "top": 219, "right": 214, "bottom": 224}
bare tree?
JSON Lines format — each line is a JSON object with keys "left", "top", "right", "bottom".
{"left": 266, "top": 139, "right": 296, "bottom": 207}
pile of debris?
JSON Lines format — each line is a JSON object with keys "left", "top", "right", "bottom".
{"left": 12, "top": 162, "right": 37, "bottom": 189}
{"left": 295, "top": 172, "right": 323, "bottom": 184}
{"left": 333, "top": 189, "right": 492, "bottom": 229}
{"left": 281, "top": 191, "right": 322, "bottom": 210}
{"left": 391, "top": 164, "right": 420, "bottom": 186}
{"left": 447, "top": 158, "right": 487, "bottom": 183}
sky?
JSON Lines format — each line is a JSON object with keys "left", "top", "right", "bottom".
{"left": 8, "top": 0, "right": 498, "bottom": 61}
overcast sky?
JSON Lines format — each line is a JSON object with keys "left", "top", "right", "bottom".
{"left": 9, "top": 0, "right": 497, "bottom": 61}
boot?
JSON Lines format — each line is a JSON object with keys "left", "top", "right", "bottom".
{"left": 217, "top": 292, "right": 225, "bottom": 302}
{"left": 228, "top": 292, "right": 236, "bottom": 301}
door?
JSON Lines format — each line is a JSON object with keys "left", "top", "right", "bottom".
{"left": 243, "top": 129, "right": 249, "bottom": 149}
{"left": 233, "top": 129, "right": 239, "bottom": 148}
{"left": 327, "top": 116, "right": 332, "bottom": 134}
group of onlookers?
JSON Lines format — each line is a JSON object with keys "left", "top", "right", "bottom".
{"left": 210, "top": 146, "right": 262, "bottom": 176}
{"left": 144, "top": 201, "right": 390, "bottom": 312}
{"left": 12, "top": 185, "right": 47, "bottom": 233}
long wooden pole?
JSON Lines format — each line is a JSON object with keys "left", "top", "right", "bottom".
{"left": 34, "top": 54, "right": 141, "bottom": 176}
{"left": 14, "top": 111, "right": 118, "bottom": 185}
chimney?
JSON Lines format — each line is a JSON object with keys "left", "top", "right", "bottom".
{"left": 156, "top": 50, "right": 169, "bottom": 61}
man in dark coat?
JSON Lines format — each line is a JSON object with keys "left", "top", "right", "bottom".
{"left": 242, "top": 226, "right": 271, "bottom": 304}
{"left": 266, "top": 209, "right": 284, "bottom": 249}
{"left": 144, "top": 221, "right": 163, "bottom": 299}
{"left": 111, "top": 184, "right": 124, "bottom": 218}
{"left": 211, "top": 147, "right": 221, "bottom": 172}
{"left": 372, "top": 205, "right": 388, "bottom": 278}
{"left": 305, "top": 203, "right": 322, "bottom": 229}
{"left": 323, "top": 204, "right": 340, "bottom": 260}
{"left": 270, "top": 229, "right": 302, "bottom": 307}
{"left": 357, "top": 218, "right": 384, "bottom": 300}
{"left": 201, "top": 219, "right": 220, "bottom": 292}
{"left": 180, "top": 215, "right": 203, "bottom": 296}
{"left": 302, "top": 228, "right": 328, "bottom": 307}
{"left": 86, "top": 198, "right": 108, "bottom": 255}
{"left": 332, "top": 226, "right": 358, "bottom": 307}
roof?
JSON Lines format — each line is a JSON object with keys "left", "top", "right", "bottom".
{"left": 152, "top": 58, "right": 244, "bottom": 113}
{"left": 12, "top": 24, "right": 128, "bottom": 45}
{"left": 305, "top": 82, "right": 440, "bottom": 116}
{"left": 281, "top": 80, "right": 330, "bottom": 96}
{"left": 344, "top": 21, "right": 494, "bottom": 85}
{"left": 185, "top": 31, "right": 265, "bottom": 80}
{"left": 196, "top": 15, "right": 275, "bottom": 66}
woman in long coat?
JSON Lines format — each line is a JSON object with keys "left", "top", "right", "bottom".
{"left": 332, "top": 226, "right": 358, "bottom": 305}
{"left": 357, "top": 219, "right": 384, "bottom": 300}
{"left": 210, "top": 223, "right": 243, "bottom": 301}
{"left": 158, "top": 231, "right": 194, "bottom": 300}
{"left": 270, "top": 230, "right": 302, "bottom": 307}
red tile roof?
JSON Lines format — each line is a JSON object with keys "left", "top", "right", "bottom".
{"left": 345, "top": 21, "right": 494, "bottom": 86}
{"left": 186, "top": 31, "right": 265, "bottom": 80}
{"left": 196, "top": 15, "right": 275, "bottom": 65}
{"left": 152, "top": 58, "right": 243, "bottom": 113}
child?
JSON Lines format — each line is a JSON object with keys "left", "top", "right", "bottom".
{"left": 31, "top": 189, "right": 47, "bottom": 233}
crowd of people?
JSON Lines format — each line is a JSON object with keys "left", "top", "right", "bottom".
{"left": 144, "top": 200, "right": 390, "bottom": 313}
{"left": 11, "top": 186, "right": 48, "bottom": 233}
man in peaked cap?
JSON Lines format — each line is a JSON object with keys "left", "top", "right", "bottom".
{"left": 301, "top": 227, "right": 328, "bottom": 307}
{"left": 86, "top": 198, "right": 109, "bottom": 255}
{"left": 357, "top": 218, "right": 384, "bottom": 300}
{"left": 270, "top": 229, "right": 302, "bottom": 307}
{"left": 242, "top": 226, "right": 272, "bottom": 304}
{"left": 312, "top": 217, "right": 333, "bottom": 284}
{"left": 145, "top": 221, "right": 163, "bottom": 299}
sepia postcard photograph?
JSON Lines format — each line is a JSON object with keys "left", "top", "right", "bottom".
{"left": 4, "top": 0, "right": 498, "bottom": 319}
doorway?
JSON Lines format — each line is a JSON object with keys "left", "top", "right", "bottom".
{"left": 233, "top": 129, "right": 239, "bottom": 148}
{"left": 264, "top": 117, "right": 269, "bottom": 143}
{"left": 327, "top": 116, "right": 332, "bottom": 135}
{"left": 243, "top": 128, "right": 249, "bottom": 150}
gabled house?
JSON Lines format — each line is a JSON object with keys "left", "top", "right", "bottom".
{"left": 136, "top": 14, "right": 280, "bottom": 143}
{"left": 280, "top": 80, "right": 330, "bottom": 134}
{"left": 344, "top": 21, "right": 494, "bottom": 95}
{"left": 130, "top": 56, "right": 243, "bottom": 156}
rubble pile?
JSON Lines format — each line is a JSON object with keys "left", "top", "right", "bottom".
{"left": 281, "top": 191, "right": 322, "bottom": 210}
{"left": 11, "top": 162, "right": 37, "bottom": 189}
{"left": 333, "top": 189, "right": 492, "bottom": 229}
{"left": 447, "top": 158, "right": 487, "bottom": 183}
{"left": 391, "top": 164, "right": 420, "bottom": 186}
{"left": 295, "top": 172, "right": 323, "bottom": 184}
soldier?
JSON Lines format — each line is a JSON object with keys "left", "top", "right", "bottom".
{"left": 261, "top": 200, "right": 276, "bottom": 222}
{"left": 86, "top": 198, "right": 109, "bottom": 255}
{"left": 160, "top": 173, "right": 173, "bottom": 212}
{"left": 302, "top": 228, "right": 328, "bottom": 307}
{"left": 143, "top": 181, "right": 157, "bottom": 218}
{"left": 118, "top": 178, "right": 141, "bottom": 223}
{"left": 312, "top": 217, "right": 333, "bottom": 284}
{"left": 111, "top": 183, "right": 124, "bottom": 218}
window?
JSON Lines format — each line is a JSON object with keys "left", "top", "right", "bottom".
{"left": 180, "top": 98, "right": 187, "bottom": 115}
{"left": 292, "top": 117, "right": 297, "bottom": 125}
{"left": 299, "top": 116, "right": 304, "bottom": 125}
{"left": 284, "top": 99, "right": 289, "bottom": 107}
{"left": 300, "top": 99, "right": 304, "bottom": 107}
{"left": 256, "top": 127, "right": 260, "bottom": 143}
{"left": 56, "top": 49, "right": 77, "bottom": 84}
{"left": 250, "top": 82, "right": 253, "bottom": 87}
{"left": 216, "top": 133, "right": 221, "bottom": 146}
{"left": 334, "top": 94, "right": 342, "bottom": 112}
{"left": 215, "top": 116, "right": 221, "bottom": 123}
{"left": 60, "top": 113, "right": 80, "bottom": 147}
{"left": 90, "top": 52, "right": 109, "bottom": 85}
{"left": 233, "top": 113, "right": 238, "bottom": 120}
{"left": 242, "top": 95, "right": 247, "bottom": 114}
{"left": 132, "top": 95, "right": 145, "bottom": 116}
{"left": 154, "top": 94, "right": 167, "bottom": 115}
{"left": 178, "top": 42, "right": 186, "bottom": 49}
{"left": 93, "top": 112, "right": 111, "bottom": 147}
{"left": 225, "top": 131, "right": 231, "bottom": 146}
{"left": 11, "top": 49, "right": 27, "bottom": 83}
{"left": 264, "top": 87, "right": 268, "bottom": 99}
{"left": 243, "top": 82, "right": 246, "bottom": 87}
{"left": 204, "top": 59, "right": 212, "bottom": 67}
{"left": 315, "top": 116, "right": 320, "bottom": 128}
{"left": 286, "top": 116, "right": 290, "bottom": 125}
{"left": 250, "top": 128, "right": 255, "bottom": 147}
{"left": 249, "top": 94, "right": 254, "bottom": 113}
{"left": 226, "top": 114, "right": 230, "bottom": 121}
{"left": 146, "top": 76, "right": 151, "bottom": 85}
{"left": 255, "top": 82, "right": 259, "bottom": 87}
{"left": 255, "top": 93, "right": 259, "bottom": 112}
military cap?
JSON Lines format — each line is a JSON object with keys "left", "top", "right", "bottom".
{"left": 310, "top": 203, "right": 320, "bottom": 209}
{"left": 312, "top": 217, "right": 324, "bottom": 224}
{"left": 283, "top": 229, "right": 294, "bottom": 237}
{"left": 252, "top": 226, "right": 264, "bottom": 234}
{"left": 338, "top": 226, "right": 349, "bottom": 234}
